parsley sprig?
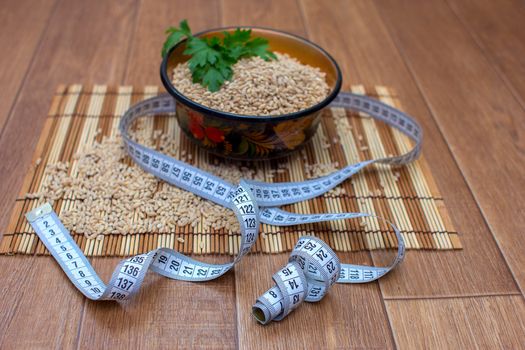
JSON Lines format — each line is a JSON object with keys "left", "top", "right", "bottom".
{"left": 162, "top": 20, "right": 277, "bottom": 92}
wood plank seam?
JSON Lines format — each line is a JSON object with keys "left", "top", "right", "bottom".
{"left": 74, "top": 296, "right": 87, "bottom": 350}
{"left": 384, "top": 291, "right": 523, "bottom": 301}
{"left": 443, "top": 0, "right": 525, "bottom": 112}
{"left": 222, "top": 2, "right": 256, "bottom": 345}
{"left": 376, "top": 281, "right": 399, "bottom": 350}
{"left": 60, "top": 2, "right": 140, "bottom": 349}
{"left": 121, "top": 0, "right": 142, "bottom": 83}
{"left": 372, "top": 0, "right": 524, "bottom": 297}
{"left": 296, "top": 0, "right": 312, "bottom": 38}
{"left": 71, "top": 0, "right": 140, "bottom": 338}
{"left": 382, "top": 291, "right": 400, "bottom": 350}
{"left": 0, "top": 257, "right": 37, "bottom": 342}
{"left": 298, "top": 3, "right": 400, "bottom": 348}
{"left": 0, "top": 0, "right": 60, "bottom": 140}
{"left": 302, "top": 3, "right": 413, "bottom": 346}
{"left": 385, "top": 295, "right": 525, "bottom": 349}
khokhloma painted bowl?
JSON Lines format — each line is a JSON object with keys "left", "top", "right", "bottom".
{"left": 160, "top": 27, "right": 342, "bottom": 160}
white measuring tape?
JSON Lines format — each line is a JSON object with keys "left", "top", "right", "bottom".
{"left": 25, "top": 91, "right": 421, "bottom": 324}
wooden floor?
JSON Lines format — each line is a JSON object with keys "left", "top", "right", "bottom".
{"left": 0, "top": 0, "right": 524, "bottom": 348}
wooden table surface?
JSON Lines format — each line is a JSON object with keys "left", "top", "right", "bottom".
{"left": 1, "top": 0, "right": 524, "bottom": 348}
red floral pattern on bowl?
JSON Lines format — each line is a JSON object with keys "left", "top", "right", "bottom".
{"left": 176, "top": 101, "right": 322, "bottom": 158}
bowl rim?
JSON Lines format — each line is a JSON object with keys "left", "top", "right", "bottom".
{"left": 160, "top": 26, "right": 342, "bottom": 122}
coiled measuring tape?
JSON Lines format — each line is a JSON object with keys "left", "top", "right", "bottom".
{"left": 25, "top": 91, "right": 421, "bottom": 324}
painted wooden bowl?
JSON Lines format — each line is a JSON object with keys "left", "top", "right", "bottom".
{"left": 160, "top": 27, "right": 342, "bottom": 160}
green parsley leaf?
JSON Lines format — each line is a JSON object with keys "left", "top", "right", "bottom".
{"left": 223, "top": 29, "right": 252, "bottom": 49}
{"left": 244, "top": 37, "right": 277, "bottom": 60}
{"left": 162, "top": 20, "right": 277, "bottom": 91}
{"left": 179, "top": 19, "right": 191, "bottom": 36}
{"left": 202, "top": 66, "right": 225, "bottom": 92}
{"left": 161, "top": 31, "right": 185, "bottom": 58}
{"left": 184, "top": 38, "right": 221, "bottom": 67}
{"left": 162, "top": 19, "right": 193, "bottom": 57}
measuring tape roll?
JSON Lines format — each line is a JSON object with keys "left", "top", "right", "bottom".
{"left": 253, "top": 236, "right": 341, "bottom": 324}
{"left": 25, "top": 91, "right": 422, "bottom": 322}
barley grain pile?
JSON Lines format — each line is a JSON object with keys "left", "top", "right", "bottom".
{"left": 172, "top": 53, "right": 330, "bottom": 116}
{"left": 26, "top": 114, "right": 349, "bottom": 240}
{"left": 26, "top": 120, "right": 265, "bottom": 239}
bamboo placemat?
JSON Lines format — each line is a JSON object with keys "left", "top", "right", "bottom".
{"left": 0, "top": 84, "right": 461, "bottom": 256}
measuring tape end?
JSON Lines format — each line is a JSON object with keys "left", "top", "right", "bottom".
{"left": 252, "top": 302, "right": 271, "bottom": 325}
{"left": 25, "top": 203, "right": 53, "bottom": 223}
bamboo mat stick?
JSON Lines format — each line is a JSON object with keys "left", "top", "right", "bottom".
{"left": 376, "top": 87, "right": 452, "bottom": 249}
{"left": 333, "top": 102, "right": 380, "bottom": 249}
{"left": 356, "top": 93, "right": 419, "bottom": 249}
